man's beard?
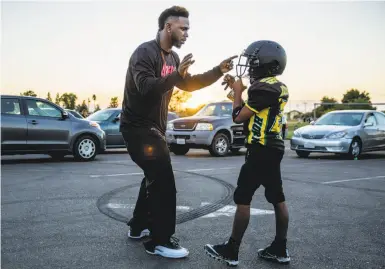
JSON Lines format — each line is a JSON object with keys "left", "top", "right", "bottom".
{"left": 171, "top": 32, "right": 181, "bottom": 48}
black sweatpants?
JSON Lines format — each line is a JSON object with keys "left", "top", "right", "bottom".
{"left": 122, "top": 127, "right": 176, "bottom": 245}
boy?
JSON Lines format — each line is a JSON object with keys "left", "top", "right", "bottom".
{"left": 204, "top": 40, "right": 291, "bottom": 266}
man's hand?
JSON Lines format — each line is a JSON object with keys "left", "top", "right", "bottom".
{"left": 178, "top": 53, "right": 195, "bottom": 78}
{"left": 219, "top": 55, "right": 237, "bottom": 73}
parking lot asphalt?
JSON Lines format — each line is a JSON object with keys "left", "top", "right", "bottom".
{"left": 2, "top": 142, "right": 385, "bottom": 269}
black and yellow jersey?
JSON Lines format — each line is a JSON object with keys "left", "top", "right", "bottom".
{"left": 244, "top": 76, "right": 289, "bottom": 151}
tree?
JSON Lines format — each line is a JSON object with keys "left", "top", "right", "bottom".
{"left": 320, "top": 96, "right": 337, "bottom": 109}
{"left": 311, "top": 88, "right": 376, "bottom": 119}
{"left": 168, "top": 90, "right": 192, "bottom": 112}
{"left": 108, "top": 97, "right": 119, "bottom": 108}
{"left": 46, "top": 92, "right": 52, "bottom": 102}
{"left": 55, "top": 93, "right": 61, "bottom": 105}
{"left": 341, "top": 88, "right": 374, "bottom": 110}
{"left": 94, "top": 104, "right": 101, "bottom": 112}
{"left": 60, "top": 93, "right": 78, "bottom": 109}
{"left": 20, "top": 90, "right": 37, "bottom": 97}
{"left": 92, "top": 94, "right": 97, "bottom": 111}
{"left": 342, "top": 89, "right": 370, "bottom": 103}
{"left": 76, "top": 100, "right": 89, "bottom": 117}
{"left": 313, "top": 96, "right": 338, "bottom": 118}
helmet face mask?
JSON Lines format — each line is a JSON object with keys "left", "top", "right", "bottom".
{"left": 236, "top": 52, "right": 260, "bottom": 79}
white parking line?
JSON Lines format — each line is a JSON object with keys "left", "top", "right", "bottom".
{"left": 105, "top": 202, "right": 274, "bottom": 218}
{"left": 106, "top": 203, "right": 191, "bottom": 211}
{"left": 90, "top": 172, "right": 143, "bottom": 178}
{"left": 90, "top": 167, "right": 237, "bottom": 178}
{"left": 321, "top": 176, "right": 385, "bottom": 184}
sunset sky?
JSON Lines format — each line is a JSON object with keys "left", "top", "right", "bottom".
{"left": 1, "top": 1, "right": 385, "bottom": 112}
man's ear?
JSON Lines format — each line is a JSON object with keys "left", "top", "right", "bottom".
{"left": 166, "top": 23, "right": 172, "bottom": 33}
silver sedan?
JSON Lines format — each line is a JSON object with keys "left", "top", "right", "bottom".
{"left": 290, "top": 110, "right": 385, "bottom": 158}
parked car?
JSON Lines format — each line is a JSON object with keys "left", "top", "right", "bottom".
{"left": 290, "top": 110, "right": 385, "bottom": 158}
{"left": 65, "top": 109, "right": 84, "bottom": 119}
{"left": 86, "top": 108, "right": 179, "bottom": 149}
{"left": 1, "top": 95, "right": 106, "bottom": 161}
{"left": 166, "top": 101, "right": 245, "bottom": 157}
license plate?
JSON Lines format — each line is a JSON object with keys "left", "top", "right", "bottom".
{"left": 304, "top": 142, "right": 315, "bottom": 149}
{"left": 176, "top": 138, "right": 186, "bottom": 145}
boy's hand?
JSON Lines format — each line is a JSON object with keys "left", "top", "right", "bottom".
{"left": 221, "top": 74, "right": 236, "bottom": 90}
{"left": 231, "top": 78, "right": 247, "bottom": 93}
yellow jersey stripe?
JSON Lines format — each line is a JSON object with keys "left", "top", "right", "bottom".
{"left": 259, "top": 109, "right": 269, "bottom": 145}
{"left": 247, "top": 114, "right": 255, "bottom": 144}
{"left": 245, "top": 102, "right": 259, "bottom": 114}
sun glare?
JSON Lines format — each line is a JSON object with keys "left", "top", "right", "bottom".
{"left": 182, "top": 95, "right": 205, "bottom": 109}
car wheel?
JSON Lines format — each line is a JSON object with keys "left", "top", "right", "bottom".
{"left": 347, "top": 138, "right": 362, "bottom": 159}
{"left": 296, "top": 150, "right": 310, "bottom": 158}
{"left": 170, "top": 145, "right": 189, "bottom": 155}
{"left": 209, "top": 133, "right": 230, "bottom": 157}
{"left": 74, "top": 135, "right": 97, "bottom": 161}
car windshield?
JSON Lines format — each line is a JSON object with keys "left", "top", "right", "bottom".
{"left": 315, "top": 112, "right": 364, "bottom": 126}
{"left": 87, "top": 110, "right": 116, "bottom": 121}
{"left": 195, "top": 103, "right": 232, "bottom": 117}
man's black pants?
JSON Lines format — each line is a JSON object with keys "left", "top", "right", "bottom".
{"left": 122, "top": 128, "right": 176, "bottom": 245}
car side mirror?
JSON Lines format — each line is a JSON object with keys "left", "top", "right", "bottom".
{"left": 62, "top": 111, "right": 69, "bottom": 119}
{"left": 310, "top": 121, "right": 315, "bottom": 125}
{"left": 113, "top": 115, "right": 120, "bottom": 122}
{"left": 364, "top": 122, "right": 374, "bottom": 127}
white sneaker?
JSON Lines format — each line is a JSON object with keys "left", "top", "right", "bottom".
{"left": 144, "top": 237, "right": 189, "bottom": 259}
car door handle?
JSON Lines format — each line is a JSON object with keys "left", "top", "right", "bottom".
{"left": 28, "top": 120, "right": 38, "bottom": 125}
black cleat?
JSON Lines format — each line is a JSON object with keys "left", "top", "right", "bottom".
{"left": 257, "top": 240, "right": 290, "bottom": 264}
{"left": 204, "top": 240, "right": 239, "bottom": 267}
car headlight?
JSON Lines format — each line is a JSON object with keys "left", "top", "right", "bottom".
{"left": 167, "top": 123, "right": 173, "bottom": 130}
{"left": 293, "top": 130, "right": 301, "bottom": 137}
{"left": 195, "top": 123, "right": 213, "bottom": 131}
{"left": 89, "top": 121, "right": 100, "bottom": 128}
{"left": 326, "top": 131, "right": 347, "bottom": 139}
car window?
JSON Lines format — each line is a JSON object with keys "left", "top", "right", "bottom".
{"left": 87, "top": 110, "right": 116, "bottom": 121}
{"left": 365, "top": 114, "right": 377, "bottom": 126}
{"left": 67, "top": 110, "right": 84, "bottom": 119}
{"left": 315, "top": 112, "right": 364, "bottom": 126}
{"left": 1, "top": 98, "right": 21, "bottom": 115}
{"left": 196, "top": 103, "right": 232, "bottom": 117}
{"left": 26, "top": 99, "right": 62, "bottom": 118}
{"left": 374, "top": 112, "right": 385, "bottom": 126}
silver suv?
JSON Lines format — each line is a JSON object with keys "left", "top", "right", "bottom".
{"left": 166, "top": 101, "right": 245, "bottom": 157}
{"left": 1, "top": 95, "right": 106, "bottom": 161}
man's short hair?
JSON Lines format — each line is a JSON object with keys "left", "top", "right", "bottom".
{"left": 158, "top": 6, "right": 189, "bottom": 30}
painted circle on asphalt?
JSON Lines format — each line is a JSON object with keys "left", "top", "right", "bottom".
{"left": 96, "top": 170, "right": 235, "bottom": 224}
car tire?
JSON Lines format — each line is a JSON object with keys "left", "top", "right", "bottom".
{"left": 74, "top": 135, "right": 98, "bottom": 161}
{"left": 347, "top": 137, "right": 362, "bottom": 159}
{"left": 296, "top": 150, "right": 310, "bottom": 158}
{"left": 209, "top": 133, "right": 230, "bottom": 157}
{"left": 170, "top": 145, "right": 190, "bottom": 155}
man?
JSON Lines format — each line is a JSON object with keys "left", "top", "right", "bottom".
{"left": 204, "top": 40, "right": 291, "bottom": 266}
{"left": 119, "top": 6, "right": 236, "bottom": 259}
